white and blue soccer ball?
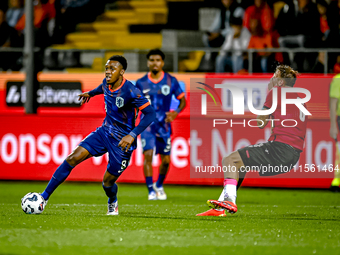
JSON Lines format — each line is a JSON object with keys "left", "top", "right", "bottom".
{"left": 21, "top": 192, "right": 45, "bottom": 214}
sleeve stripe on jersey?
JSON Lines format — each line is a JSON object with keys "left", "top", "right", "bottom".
{"left": 139, "top": 102, "right": 150, "bottom": 110}
{"left": 176, "top": 92, "right": 185, "bottom": 100}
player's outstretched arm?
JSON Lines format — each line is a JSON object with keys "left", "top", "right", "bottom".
{"left": 78, "top": 84, "right": 104, "bottom": 105}
{"left": 165, "top": 96, "right": 187, "bottom": 123}
{"left": 118, "top": 105, "right": 156, "bottom": 152}
{"left": 78, "top": 92, "right": 91, "bottom": 105}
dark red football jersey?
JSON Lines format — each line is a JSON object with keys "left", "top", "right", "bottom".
{"left": 263, "top": 86, "right": 307, "bottom": 151}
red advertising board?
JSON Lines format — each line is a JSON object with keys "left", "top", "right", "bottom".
{"left": 0, "top": 73, "right": 194, "bottom": 184}
{"left": 0, "top": 73, "right": 336, "bottom": 188}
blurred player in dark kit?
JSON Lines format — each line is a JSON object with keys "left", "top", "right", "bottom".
{"left": 136, "top": 49, "right": 186, "bottom": 200}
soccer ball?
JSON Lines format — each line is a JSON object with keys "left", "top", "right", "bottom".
{"left": 21, "top": 192, "right": 45, "bottom": 214}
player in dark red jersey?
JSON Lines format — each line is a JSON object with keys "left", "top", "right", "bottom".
{"left": 197, "top": 65, "right": 306, "bottom": 217}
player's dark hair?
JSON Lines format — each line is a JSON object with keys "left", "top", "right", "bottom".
{"left": 316, "top": 0, "right": 328, "bottom": 7}
{"left": 109, "top": 55, "right": 128, "bottom": 70}
{"left": 276, "top": 65, "right": 299, "bottom": 87}
{"left": 230, "top": 17, "right": 243, "bottom": 26}
{"left": 147, "top": 49, "right": 165, "bottom": 60}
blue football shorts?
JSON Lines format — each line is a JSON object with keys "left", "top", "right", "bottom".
{"left": 79, "top": 126, "right": 132, "bottom": 177}
{"left": 141, "top": 124, "right": 171, "bottom": 155}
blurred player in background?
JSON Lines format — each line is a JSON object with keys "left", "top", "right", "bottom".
{"left": 136, "top": 49, "right": 186, "bottom": 200}
{"left": 39, "top": 55, "right": 156, "bottom": 215}
{"left": 329, "top": 73, "right": 340, "bottom": 192}
{"left": 197, "top": 65, "right": 307, "bottom": 216}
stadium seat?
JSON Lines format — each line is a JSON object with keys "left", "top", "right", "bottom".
{"left": 51, "top": 0, "right": 168, "bottom": 71}
{"left": 179, "top": 51, "right": 205, "bottom": 72}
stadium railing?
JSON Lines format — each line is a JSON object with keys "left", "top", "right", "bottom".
{"left": 1, "top": 47, "right": 340, "bottom": 74}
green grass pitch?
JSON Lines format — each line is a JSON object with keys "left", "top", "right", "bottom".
{"left": 0, "top": 181, "right": 339, "bottom": 255}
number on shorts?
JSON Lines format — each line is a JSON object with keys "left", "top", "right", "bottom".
{"left": 164, "top": 138, "right": 171, "bottom": 152}
{"left": 121, "top": 160, "right": 127, "bottom": 170}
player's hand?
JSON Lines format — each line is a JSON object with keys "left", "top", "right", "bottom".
{"left": 78, "top": 92, "right": 91, "bottom": 105}
{"left": 118, "top": 135, "right": 135, "bottom": 152}
{"left": 330, "top": 125, "right": 338, "bottom": 140}
{"left": 165, "top": 111, "right": 178, "bottom": 123}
